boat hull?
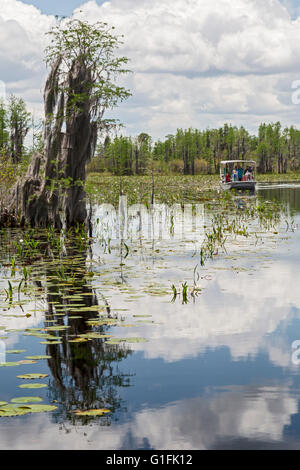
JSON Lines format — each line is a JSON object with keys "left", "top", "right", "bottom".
{"left": 221, "top": 181, "right": 256, "bottom": 192}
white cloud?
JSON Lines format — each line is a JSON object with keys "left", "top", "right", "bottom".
{"left": 88, "top": 210, "right": 300, "bottom": 369}
{"left": 0, "top": 0, "right": 54, "bottom": 118}
{"left": 0, "top": 387, "right": 297, "bottom": 449}
{"left": 0, "top": 0, "right": 300, "bottom": 137}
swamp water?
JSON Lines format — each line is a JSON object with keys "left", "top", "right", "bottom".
{"left": 0, "top": 184, "right": 300, "bottom": 449}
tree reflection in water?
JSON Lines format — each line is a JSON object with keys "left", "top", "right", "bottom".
{"left": 40, "top": 238, "right": 133, "bottom": 424}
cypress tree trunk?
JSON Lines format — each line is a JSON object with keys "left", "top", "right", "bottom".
{"left": 11, "top": 59, "right": 97, "bottom": 229}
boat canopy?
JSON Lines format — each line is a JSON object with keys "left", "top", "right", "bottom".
{"left": 220, "top": 160, "right": 256, "bottom": 165}
{"left": 220, "top": 159, "right": 257, "bottom": 182}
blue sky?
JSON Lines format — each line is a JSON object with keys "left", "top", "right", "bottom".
{"left": 280, "top": 0, "right": 300, "bottom": 18}
{"left": 2, "top": 0, "right": 300, "bottom": 139}
{"left": 20, "top": 0, "right": 300, "bottom": 18}
{"left": 21, "top": 0, "right": 104, "bottom": 16}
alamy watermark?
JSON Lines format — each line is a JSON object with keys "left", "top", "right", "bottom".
{"left": 291, "top": 340, "right": 300, "bottom": 365}
{"left": 93, "top": 196, "right": 205, "bottom": 245}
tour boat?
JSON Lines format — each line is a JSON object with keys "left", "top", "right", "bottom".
{"left": 220, "top": 160, "right": 257, "bottom": 193}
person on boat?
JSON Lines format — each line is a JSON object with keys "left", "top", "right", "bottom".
{"left": 237, "top": 166, "right": 243, "bottom": 181}
{"left": 225, "top": 173, "right": 231, "bottom": 183}
{"left": 232, "top": 169, "right": 238, "bottom": 181}
{"left": 244, "top": 169, "right": 250, "bottom": 180}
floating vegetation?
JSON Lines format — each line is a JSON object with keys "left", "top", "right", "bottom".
{"left": 0, "top": 175, "right": 296, "bottom": 433}
{"left": 79, "top": 333, "right": 114, "bottom": 339}
{"left": 18, "top": 383, "right": 48, "bottom": 389}
{"left": 68, "top": 337, "right": 89, "bottom": 343}
{"left": 23, "top": 333, "right": 60, "bottom": 340}
{"left": 5, "top": 329, "right": 24, "bottom": 333}
{"left": 73, "top": 409, "right": 111, "bottom": 416}
{"left": 0, "top": 406, "right": 31, "bottom": 417}
{"left": 17, "top": 373, "right": 49, "bottom": 380}
{"left": 18, "top": 404, "right": 57, "bottom": 413}
{"left": 105, "top": 337, "right": 148, "bottom": 344}
{"left": 18, "top": 360, "right": 38, "bottom": 365}
{"left": 0, "top": 404, "right": 58, "bottom": 417}
{"left": 86, "top": 319, "right": 118, "bottom": 326}
{"left": 122, "top": 337, "right": 148, "bottom": 343}
{"left": 11, "top": 397, "right": 43, "bottom": 404}
{"left": 40, "top": 341, "right": 62, "bottom": 345}
{"left": 6, "top": 350, "right": 26, "bottom": 354}
{"left": 25, "top": 356, "right": 51, "bottom": 360}
{"left": 0, "top": 362, "right": 20, "bottom": 367}
{"left": 44, "top": 326, "right": 70, "bottom": 331}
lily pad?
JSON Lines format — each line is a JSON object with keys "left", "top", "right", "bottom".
{"left": 44, "top": 326, "right": 70, "bottom": 331}
{"left": 0, "top": 362, "right": 20, "bottom": 367}
{"left": 18, "top": 360, "right": 38, "bottom": 365}
{"left": 0, "top": 405, "right": 30, "bottom": 417}
{"left": 134, "top": 320, "right": 155, "bottom": 324}
{"left": 73, "top": 409, "right": 111, "bottom": 416}
{"left": 105, "top": 337, "right": 123, "bottom": 343}
{"left": 6, "top": 350, "right": 26, "bottom": 354}
{"left": 40, "top": 341, "right": 62, "bottom": 345}
{"left": 124, "top": 337, "right": 148, "bottom": 343}
{"left": 23, "top": 333, "right": 57, "bottom": 339}
{"left": 11, "top": 396, "right": 43, "bottom": 404}
{"left": 18, "top": 383, "right": 48, "bottom": 389}
{"left": 105, "top": 340, "right": 123, "bottom": 345}
{"left": 15, "top": 404, "right": 57, "bottom": 413}
{"left": 17, "top": 373, "right": 49, "bottom": 380}
{"left": 86, "top": 319, "right": 118, "bottom": 326}
{"left": 79, "top": 306, "right": 108, "bottom": 312}
{"left": 79, "top": 333, "right": 113, "bottom": 339}
{"left": 25, "top": 356, "right": 51, "bottom": 360}
{"left": 25, "top": 328, "right": 44, "bottom": 332}
{"left": 5, "top": 329, "right": 24, "bottom": 332}
{"left": 106, "top": 337, "right": 148, "bottom": 344}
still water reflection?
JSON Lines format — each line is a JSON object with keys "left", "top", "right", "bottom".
{"left": 0, "top": 184, "right": 300, "bottom": 449}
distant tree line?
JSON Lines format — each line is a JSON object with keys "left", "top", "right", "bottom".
{"left": 2, "top": 100, "right": 300, "bottom": 177}
{"left": 90, "top": 123, "right": 300, "bottom": 175}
